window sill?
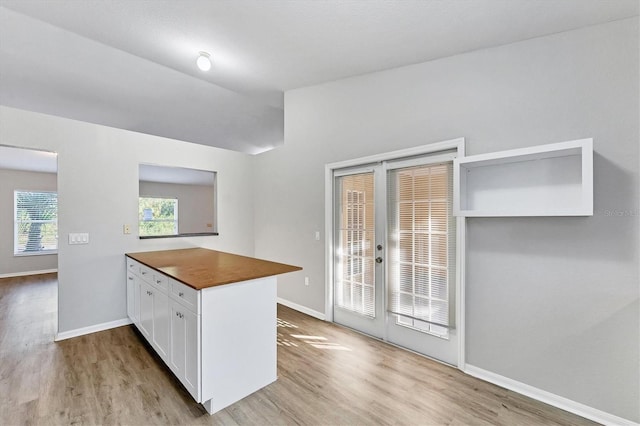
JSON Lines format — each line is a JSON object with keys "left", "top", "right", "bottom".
{"left": 14, "top": 250, "right": 58, "bottom": 257}
{"left": 139, "top": 232, "right": 219, "bottom": 240}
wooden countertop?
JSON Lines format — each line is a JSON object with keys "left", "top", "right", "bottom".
{"left": 126, "top": 248, "right": 301, "bottom": 290}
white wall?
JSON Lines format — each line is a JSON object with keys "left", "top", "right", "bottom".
{"left": 0, "top": 169, "right": 57, "bottom": 275}
{"left": 254, "top": 18, "right": 639, "bottom": 422}
{"left": 0, "top": 106, "right": 255, "bottom": 334}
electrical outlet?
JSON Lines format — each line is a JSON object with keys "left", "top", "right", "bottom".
{"left": 315, "top": 231, "right": 320, "bottom": 241}
{"left": 304, "top": 277, "right": 310, "bottom": 286}
{"left": 123, "top": 224, "right": 131, "bottom": 234}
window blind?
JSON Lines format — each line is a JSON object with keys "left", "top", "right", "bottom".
{"left": 14, "top": 190, "right": 58, "bottom": 254}
{"left": 386, "top": 162, "right": 456, "bottom": 331}
{"left": 334, "top": 173, "right": 376, "bottom": 317}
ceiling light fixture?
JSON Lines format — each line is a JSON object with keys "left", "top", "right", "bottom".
{"left": 196, "top": 51, "right": 212, "bottom": 71}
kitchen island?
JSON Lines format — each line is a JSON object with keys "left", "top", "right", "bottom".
{"left": 125, "top": 248, "right": 301, "bottom": 414}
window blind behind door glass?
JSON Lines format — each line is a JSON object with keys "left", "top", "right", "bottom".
{"left": 335, "top": 173, "right": 376, "bottom": 317}
{"left": 387, "top": 162, "right": 456, "bottom": 329}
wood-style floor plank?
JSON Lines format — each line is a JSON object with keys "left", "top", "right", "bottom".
{"left": 0, "top": 274, "right": 596, "bottom": 425}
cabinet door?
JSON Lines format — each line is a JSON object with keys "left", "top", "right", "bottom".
{"left": 183, "top": 308, "right": 200, "bottom": 399}
{"left": 133, "top": 279, "right": 140, "bottom": 324}
{"left": 152, "top": 290, "right": 169, "bottom": 361}
{"left": 170, "top": 301, "right": 200, "bottom": 401}
{"left": 126, "top": 273, "right": 136, "bottom": 321}
{"left": 139, "top": 281, "right": 153, "bottom": 340}
{"left": 169, "top": 302, "right": 185, "bottom": 377}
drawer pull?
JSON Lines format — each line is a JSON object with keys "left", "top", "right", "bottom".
{"left": 156, "top": 279, "right": 162, "bottom": 284}
{"left": 128, "top": 277, "right": 133, "bottom": 281}
{"left": 175, "top": 311, "right": 184, "bottom": 319}
{"left": 141, "top": 271, "right": 147, "bottom": 275}
{"left": 179, "top": 292, "right": 184, "bottom": 297}
{"left": 147, "top": 290, "right": 153, "bottom": 296}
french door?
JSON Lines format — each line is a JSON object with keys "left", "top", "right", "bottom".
{"left": 332, "top": 151, "right": 460, "bottom": 365}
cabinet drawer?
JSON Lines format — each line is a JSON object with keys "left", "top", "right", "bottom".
{"left": 126, "top": 258, "right": 140, "bottom": 274}
{"left": 170, "top": 279, "right": 199, "bottom": 314}
{"left": 139, "top": 264, "right": 154, "bottom": 283}
{"left": 151, "top": 272, "right": 169, "bottom": 293}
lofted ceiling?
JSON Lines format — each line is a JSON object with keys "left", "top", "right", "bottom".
{"left": 0, "top": 0, "right": 638, "bottom": 154}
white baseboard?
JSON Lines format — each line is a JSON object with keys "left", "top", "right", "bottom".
{"left": 55, "top": 317, "right": 132, "bottom": 341}
{"left": 0, "top": 268, "right": 57, "bottom": 279}
{"left": 464, "top": 364, "right": 638, "bottom": 426}
{"left": 277, "top": 297, "right": 326, "bottom": 321}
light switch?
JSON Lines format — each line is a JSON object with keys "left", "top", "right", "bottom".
{"left": 68, "top": 233, "right": 89, "bottom": 245}
{"left": 315, "top": 231, "right": 320, "bottom": 241}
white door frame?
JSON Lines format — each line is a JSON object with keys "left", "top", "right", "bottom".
{"left": 324, "top": 137, "right": 467, "bottom": 369}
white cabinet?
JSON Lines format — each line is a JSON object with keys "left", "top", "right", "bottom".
{"left": 126, "top": 257, "right": 201, "bottom": 401}
{"left": 126, "top": 272, "right": 138, "bottom": 323}
{"left": 152, "top": 289, "right": 169, "bottom": 360}
{"left": 169, "top": 298, "right": 201, "bottom": 401}
{"left": 125, "top": 254, "right": 279, "bottom": 416}
{"left": 139, "top": 281, "right": 153, "bottom": 340}
{"left": 127, "top": 259, "right": 169, "bottom": 361}
{"left": 453, "top": 138, "right": 593, "bottom": 217}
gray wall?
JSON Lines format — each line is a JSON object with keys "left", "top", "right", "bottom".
{"left": 0, "top": 106, "right": 255, "bottom": 335}
{"left": 139, "top": 180, "right": 216, "bottom": 234}
{"left": 253, "top": 18, "right": 639, "bottom": 422}
{"left": 0, "top": 168, "right": 58, "bottom": 275}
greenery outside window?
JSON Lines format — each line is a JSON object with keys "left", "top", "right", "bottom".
{"left": 139, "top": 197, "right": 178, "bottom": 237}
{"left": 14, "top": 190, "right": 58, "bottom": 255}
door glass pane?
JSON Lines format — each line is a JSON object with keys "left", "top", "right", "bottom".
{"left": 387, "top": 163, "right": 455, "bottom": 338}
{"left": 335, "top": 173, "right": 375, "bottom": 317}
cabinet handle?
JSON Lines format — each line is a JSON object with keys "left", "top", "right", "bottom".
{"left": 156, "top": 279, "right": 162, "bottom": 284}
{"left": 128, "top": 277, "right": 133, "bottom": 280}
{"left": 179, "top": 292, "right": 184, "bottom": 297}
{"left": 141, "top": 271, "right": 147, "bottom": 275}
{"left": 175, "top": 311, "right": 184, "bottom": 319}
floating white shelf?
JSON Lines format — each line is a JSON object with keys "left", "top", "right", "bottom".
{"left": 454, "top": 138, "right": 593, "bottom": 217}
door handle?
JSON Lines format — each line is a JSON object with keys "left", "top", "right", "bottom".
{"left": 375, "top": 257, "right": 383, "bottom": 264}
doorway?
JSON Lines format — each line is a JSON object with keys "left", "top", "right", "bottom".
{"left": 326, "top": 139, "right": 465, "bottom": 366}
{"left": 0, "top": 144, "right": 58, "bottom": 338}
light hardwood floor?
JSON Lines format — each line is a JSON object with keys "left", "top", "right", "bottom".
{"left": 0, "top": 274, "right": 595, "bottom": 425}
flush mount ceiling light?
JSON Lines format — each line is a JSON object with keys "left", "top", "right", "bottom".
{"left": 196, "top": 51, "right": 211, "bottom": 71}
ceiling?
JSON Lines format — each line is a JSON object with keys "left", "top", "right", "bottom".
{"left": 0, "top": 145, "right": 57, "bottom": 173}
{"left": 0, "top": 1, "right": 638, "bottom": 154}
{"left": 139, "top": 163, "right": 215, "bottom": 186}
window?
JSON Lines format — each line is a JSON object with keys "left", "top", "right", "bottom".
{"left": 139, "top": 197, "right": 178, "bottom": 237}
{"left": 14, "top": 190, "right": 58, "bottom": 255}
{"left": 387, "top": 162, "right": 455, "bottom": 338}
{"left": 335, "top": 173, "right": 375, "bottom": 317}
